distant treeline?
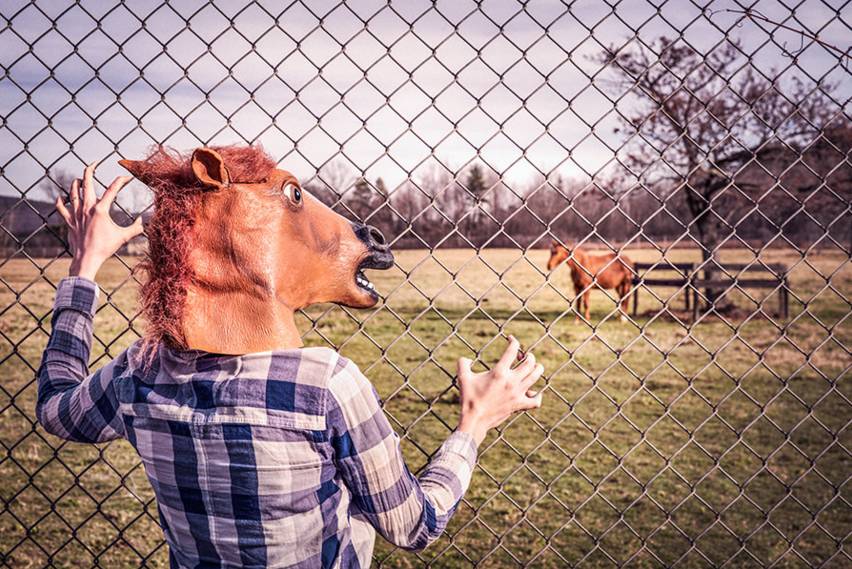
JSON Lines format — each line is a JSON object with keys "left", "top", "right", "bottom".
{"left": 3, "top": 126, "right": 849, "bottom": 257}
{"left": 305, "top": 126, "right": 851, "bottom": 251}
{"left": 0, "top": 194, "right": 140, "bottom": 258}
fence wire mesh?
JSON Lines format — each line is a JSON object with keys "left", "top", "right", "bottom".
{"left": 1, "top": 0, "right": 850, "bottom": 567}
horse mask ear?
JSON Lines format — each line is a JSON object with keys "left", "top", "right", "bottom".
{"left": 191, "top": 148, "right": 231, "bottom": 190}
{"left": 118, "top": 148, "right": 231, "bottom": 191}
{"left": 118, "top": 158, "right": 148, "bottom": 183}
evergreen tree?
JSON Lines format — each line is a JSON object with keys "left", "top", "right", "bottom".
{"left": 348, "top": 177, "right": 383, "bottom": 224}
{"left": 466, "top": 164, "right": 487, "bottom": 207}
{"left": 465, "top": 164, "right": 489, "bottom": 244}
{"left": 375, "top": 177, "right": 388, "bottom": 197}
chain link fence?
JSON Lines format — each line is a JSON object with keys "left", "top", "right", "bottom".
{"left": 1, "top": 1, "right": 850, "bottom": 567}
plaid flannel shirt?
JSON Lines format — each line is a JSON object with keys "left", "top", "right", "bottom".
{"left": 36, "top": 277, "right": 477, "bottom": 568}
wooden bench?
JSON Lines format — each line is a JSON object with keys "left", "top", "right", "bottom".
{"left": 690, "top": 263, "right": 789, "bottom": 320}
{"left": 632, "top": 261, "right": 790, "bottom": 319}
{"left": 632, "top": 262, "right": 696, "bottom": 315}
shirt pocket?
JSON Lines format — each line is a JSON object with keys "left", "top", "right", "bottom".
{"left": 189, "top": 423, "right": 328, "bottom": 519}
{"left": 205, "top": 422, "right": 329, "bottom": 514}
{"left": 228, "top": 422, "right": 328, "bottom": 471}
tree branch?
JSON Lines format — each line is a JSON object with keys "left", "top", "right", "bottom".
{"left": 719, "top": 8, "right": 852, "bottom": 66}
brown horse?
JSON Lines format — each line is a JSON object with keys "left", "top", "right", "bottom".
{"left": 547, "top": 241, "right": 634, "bottom": 322}
{"left": 120, "top": 146, "right": 392, "bottom": 355}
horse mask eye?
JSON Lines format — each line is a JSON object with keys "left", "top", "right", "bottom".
{"left": 283, "top": 183, "right": 302, "bottom": 206}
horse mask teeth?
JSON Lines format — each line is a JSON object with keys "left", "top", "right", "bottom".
{"left": 355, "top": 270, "right": 375, "bottom": 291}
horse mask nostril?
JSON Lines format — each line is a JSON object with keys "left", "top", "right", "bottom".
{"left": 352, "top": 222, "right": 394, "bottom": 270}
{"left": 368, "top": 226, "right": 386, "bottom": 247}
{"left": 353, "top": 223, "right": 389, "bottom": 251}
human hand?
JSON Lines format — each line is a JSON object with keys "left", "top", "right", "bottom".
{"left": 55, "top": 162, "right": 144, "bottom": 281}
{"left": 456, "top": 336, "right": 545, "bottom": 446}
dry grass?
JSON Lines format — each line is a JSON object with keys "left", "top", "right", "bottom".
{"left": 0, "top": 247, "right": 849, "bottom": 568}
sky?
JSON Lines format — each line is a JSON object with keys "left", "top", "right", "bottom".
{"left": 1, "top": 0, "right": 849, "bottom": 212}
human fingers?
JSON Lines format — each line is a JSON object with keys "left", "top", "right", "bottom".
{"left": 512, "top": 351, "right": 536, "bottom": 378}
{"left": 517, "top": 390, "right": 543, "bottom": 410}
{"left": 70, "top": 178, "right": 82, "bottom": 225}
{"left": 457, "top": 357, "right": 473, "bottom": 377}
{"left": 513, "top": 352, "right": 536, "bottom": 375}
{"left": 496, "top": 336, "right": 521, "bottom": 371}
{"left": 521, "top": 363, "right": 545, "bottom": 389}
{"left": 100, "top": 176, "right": 133, "bottom": 209}
{"left": 55, "top": 196, "right": 74, "bottom": 229}
{"left": 123, "top": 216, "right": 144, "bottom": 241}
{"left": 82, "top": 160, "right": 100, "bottom": 208}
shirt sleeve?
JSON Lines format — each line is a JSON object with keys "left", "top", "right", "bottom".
{"left": 35, "top": 277, "right": 126, "bottom": 443}
{"left": 326, "top": 356, "right": 477, "bottom": 551}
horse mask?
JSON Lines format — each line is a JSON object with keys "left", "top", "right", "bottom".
{"left": 120, "top": 146, "right": 393, "bottom": 355}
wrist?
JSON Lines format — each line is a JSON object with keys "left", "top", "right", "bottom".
{"left": 69, "top": 256, "right": 103, "bottom": 281}
{"left": 457, "top": 414, "right": 487, "bottom": 447}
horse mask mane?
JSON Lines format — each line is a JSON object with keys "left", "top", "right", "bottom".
{"left": 121, "top": 146, "right": 393, "bottom": 355}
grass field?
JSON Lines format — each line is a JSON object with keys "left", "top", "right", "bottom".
{"left": 0, "top": 247, "right": 849, "bottom": 568}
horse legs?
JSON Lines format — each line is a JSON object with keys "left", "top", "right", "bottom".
{"left": 584, "top": 290, "right": 591, "bottom": 321}
{"left": 573, "top": 283, "right": 582, "bottom": 323}
{"left": 618, "top": 282, "right": 629, "bottom": 322}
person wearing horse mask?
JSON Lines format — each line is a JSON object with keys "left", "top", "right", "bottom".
{"left": 36, "top": 147, "right": 545, "bottom": 568}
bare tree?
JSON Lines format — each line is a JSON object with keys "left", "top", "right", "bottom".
{"left": 315, "top": 159, "right": 357, "bottom": 203}
{"left": 389, "top": 182, "right": 425, "bottom": 244}
{"left": 600, "top": 37, "right": 839, "bottom": 310}
{"left": 39, "top": 169, "right": 75, "bottom": 202}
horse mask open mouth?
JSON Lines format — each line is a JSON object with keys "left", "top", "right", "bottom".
{"left": 119, "top": 145, "right": 394, "bottom": 354}
{"left": 352, "top": 223, "right": 393, "bottom": 300}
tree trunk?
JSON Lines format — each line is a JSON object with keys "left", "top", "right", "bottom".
{"left": 686, "top": 175, "right": 733, "bottom": 314}
{"left": 699, "top": 231, "right": 725, "bottom": 310}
